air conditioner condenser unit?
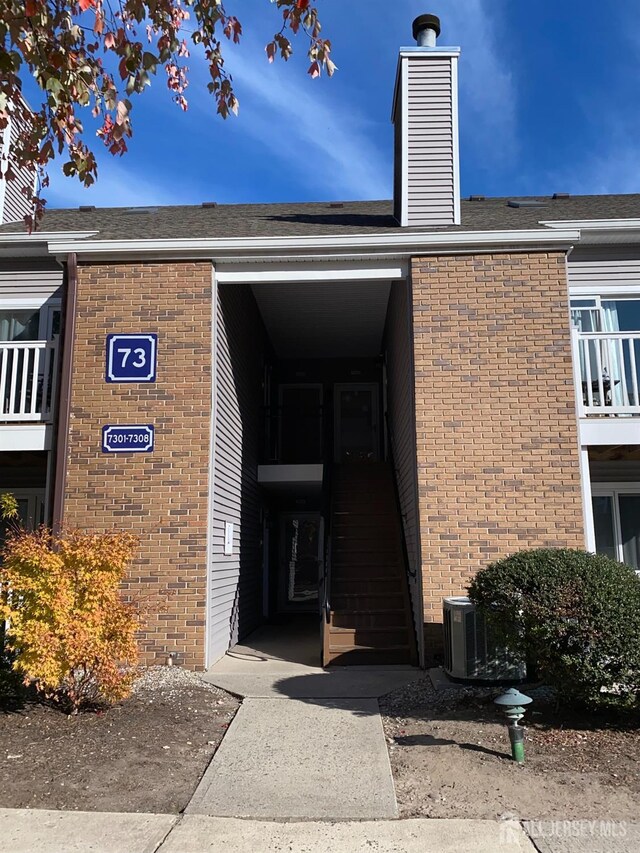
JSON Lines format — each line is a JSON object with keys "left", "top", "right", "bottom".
{"left": 443, "top": 596, "right": 526, "bottom": 682}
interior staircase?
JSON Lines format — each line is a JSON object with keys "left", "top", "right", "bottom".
{"left": 323, "top": 462, "right": 417, "bottom": 666}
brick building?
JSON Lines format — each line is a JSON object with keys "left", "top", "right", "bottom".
{"left": 1, "top": 16, "right": 639, "bottom": 670}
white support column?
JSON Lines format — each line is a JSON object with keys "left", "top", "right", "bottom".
{"left": 579, "top": 446, "right": 596, "bottom": 552}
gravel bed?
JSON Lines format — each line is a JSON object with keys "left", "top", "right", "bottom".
{"left": 132, "top": 665, "right": 229, "bottom": 699}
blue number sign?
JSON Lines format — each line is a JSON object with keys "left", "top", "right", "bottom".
{"left": 106, "top": 334, "right": 157, "bottom": 383}
{"left": 102, "top": 425, "right": 154, "bottom": 453}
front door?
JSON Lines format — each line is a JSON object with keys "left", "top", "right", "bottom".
{"left": 334, "top": 383, "right": 380, "bottom": 463}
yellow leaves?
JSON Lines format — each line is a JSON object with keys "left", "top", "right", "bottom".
{"left": 1, "top": 528, "right": 141, "bottom": 711}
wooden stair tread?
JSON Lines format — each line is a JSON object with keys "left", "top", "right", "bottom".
{"left": 328, "top": 644, "right": 411, "bottom": 652}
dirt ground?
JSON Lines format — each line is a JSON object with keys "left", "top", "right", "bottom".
{"left": 381, "top": 674, "right": 640, "bottom": 821}
{"left": 0, "top": 667, "right": 239, "bottom": 813}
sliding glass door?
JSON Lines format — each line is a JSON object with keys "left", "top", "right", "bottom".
{"left": 592, "top": 487, "right": 640, "bottom": 574}
{"left": 572, "top": 298, "right": 640, "bottom": 407}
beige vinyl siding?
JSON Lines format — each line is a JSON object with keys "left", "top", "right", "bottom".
{"left": 0, "top": 258, "right": 63, "bottom": 300}
{"left": 569, "top": 246, "right": 640, "bottom": 291}
{"left": 404, "top": 56, "right": 456, "bottom": 227}
{"left": 209, "top": 283, "right": 266, "bottom": 664}
{"left": 385, "top": 279, "right": 422, "bottom": 663}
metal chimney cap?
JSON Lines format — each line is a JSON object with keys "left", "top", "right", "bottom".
{"left": 412, "top": 14, "right": 441, "bottom": 42}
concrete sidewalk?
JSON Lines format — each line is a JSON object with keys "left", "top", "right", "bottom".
{"left": 3, "top": 809, "right": 639, "bottom": 852}
{"left": 0, "top": 809, "right": 536, "bottom": 852}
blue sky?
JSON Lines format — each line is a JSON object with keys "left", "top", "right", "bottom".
{"left": 34, "top": 0, "right": 640, "bottom": 209}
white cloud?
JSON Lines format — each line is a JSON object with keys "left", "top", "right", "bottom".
{"left": 45, "top": 155, "right": 182, "bottom": 209}
{"left": 191, "top": 39, "right": 391, "bottom": 200}
{"left": 408, "top": 0, "right": 517, "bottom": 165}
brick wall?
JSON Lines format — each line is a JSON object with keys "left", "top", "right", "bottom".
{"left": 63, "top": 262, "right": 212, "bottom": 669}
{"left": 411, "top": 252, "right": 585, "bottom": 657}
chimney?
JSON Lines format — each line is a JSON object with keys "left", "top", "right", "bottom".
{"left": 392, "top": 14, "right": 461, "bottom": 227}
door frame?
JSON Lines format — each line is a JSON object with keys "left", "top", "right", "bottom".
{"left": 333, "top": 382, "right": 380, "bottom": 463}
{"left": 591, "top": 482, "right": 640, "bottom": 572}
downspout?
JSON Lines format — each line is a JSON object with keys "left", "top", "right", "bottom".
{"left": 51, "top": 252, "right": 78, "bottom": 534}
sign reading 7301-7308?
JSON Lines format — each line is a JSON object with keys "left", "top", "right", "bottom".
{"left": 106, "top": 334, "right": 157, "bottom": 383}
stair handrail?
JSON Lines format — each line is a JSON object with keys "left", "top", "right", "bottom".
{"left": 385, "top": 413, "right": 417, "bottom": 579}
{"left": 320, "top": 462, "right": 333, "bottom": 624}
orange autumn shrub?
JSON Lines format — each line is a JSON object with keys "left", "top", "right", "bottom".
{"left": 0, "top": 528, "right": 140, "bottom": 711}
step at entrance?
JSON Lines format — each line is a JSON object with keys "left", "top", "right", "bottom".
{"left": 323, "top": 462, "right": 416, "bottom": 666}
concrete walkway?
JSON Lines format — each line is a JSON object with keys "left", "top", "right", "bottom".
{"left": 193, "top": 623, "right": 422, "bottom": 819}
{"left": 187, "top": 697, "right": 397, "bottom": 819}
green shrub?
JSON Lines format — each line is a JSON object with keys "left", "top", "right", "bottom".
{"left": 468, "top": 548, "right": 640, "bottom": 710}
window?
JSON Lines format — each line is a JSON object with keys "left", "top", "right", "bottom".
{"left": 592, "top": 486, "right": 640, "bottom": 574}
{"left": 0, "top": 305, "right": 61, "bottom": 342}
{"left": 571, "top": 297, "right": 640, "bottom": 408}
{"left": 0, "top": 309, "right": 40, "bottom": 342}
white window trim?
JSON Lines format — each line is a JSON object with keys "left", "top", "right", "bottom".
{"left": 0, "top": 297, "right": 61, "bottom": 310}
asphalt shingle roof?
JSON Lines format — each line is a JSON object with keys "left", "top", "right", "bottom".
{"left": 2, "top": 194, "right": 640, "bottom": 242}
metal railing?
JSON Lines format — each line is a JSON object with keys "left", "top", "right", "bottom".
{"left": 0, "top": 339, "right": 59, "bottom": 422}
{"left": 320, "top": 462, "right": 333, "bottom": 625}
{"left": 572, "top": 329, "right": 640, "bottom": 416}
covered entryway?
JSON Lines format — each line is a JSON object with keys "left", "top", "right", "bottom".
{"left": 207, "top": 274, "right": 423, "bottom": 670}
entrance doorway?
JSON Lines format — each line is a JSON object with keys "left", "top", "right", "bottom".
{"left": 334, "top": 383, "right": 380, "bottom": 463}
{"left": 278, "top": 511, "right": 322, "bottom": 612}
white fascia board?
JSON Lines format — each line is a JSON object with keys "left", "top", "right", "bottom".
{"left": 0, "top": 424, "right": 52, "bottom": 451}
{"left": 215, "top": 258, "right": 408, "bottom": 284}
{"left": 0, "top": 230, "right": 99, "bottom": 242}
{"left": 48, "top": 228, "right": 581, "bottom": 262}
{"left": 541, "top": 219, "right": 640, "bottom": 245}
{"left": 541, "top": 219, "right": 640, "bottom": 230}
{"left": 579, "top": 417, "right": 640, "bottom": 446}
{"left": 0, "top": 231, "right": 99, "bottom": 258}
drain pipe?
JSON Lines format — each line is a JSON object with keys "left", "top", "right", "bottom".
{"left": 51, "top": 252, "right": 78, "bottom": 535}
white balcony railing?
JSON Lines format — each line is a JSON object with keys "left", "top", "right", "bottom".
{"left": 0, "top": 339, "right": 59, "bottom": 423}
{"left": 572, "top": 328, "right": 640, "bottom": 416}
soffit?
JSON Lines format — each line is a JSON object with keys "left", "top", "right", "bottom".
{"left": 250, "top": 280, "right": 391, "bottom": 358}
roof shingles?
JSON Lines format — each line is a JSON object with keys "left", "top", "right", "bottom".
{"left": 2, "top": 195, "right": 640, "bottom": 242}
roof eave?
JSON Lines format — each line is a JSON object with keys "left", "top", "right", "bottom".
{"left": 46, "top": 228, "right": 581, "bottom": 263}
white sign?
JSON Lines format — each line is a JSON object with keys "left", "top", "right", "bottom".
{"left": 224, "top": 522, "right": 234, "bottom": 556}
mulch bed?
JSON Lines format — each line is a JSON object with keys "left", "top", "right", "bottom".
{"left": 381, "top": 675, "right": 640, "bottom": 821}
{"left": 0, "top": 667, "right": 239, "bottom": 813}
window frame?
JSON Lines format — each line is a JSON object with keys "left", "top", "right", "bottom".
{"left": 591, "top": 482, "right": 640, "bottom": 573}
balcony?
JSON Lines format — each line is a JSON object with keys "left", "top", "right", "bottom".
{"left": 0, "top": 339, "right": 59, "bottom": 423}
{"left": 572, "top": 328, "right": 640, "bottom": 417}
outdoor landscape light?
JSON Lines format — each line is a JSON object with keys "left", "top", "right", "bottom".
{"left": 494, "top": 688, "right": 533, "bottom": 765}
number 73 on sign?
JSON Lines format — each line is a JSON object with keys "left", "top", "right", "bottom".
{"left": 106, "top": 334, "right": 157, "bottom": 383}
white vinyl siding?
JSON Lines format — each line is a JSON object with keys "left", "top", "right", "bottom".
{"left": 0, "top": 113, "right": 35, "bottom": 225}
{"left": 394, "top": 52, "right": 460, "bottom": 228}
{"left": 0, "top": 258, "right": 63, "bottom": 301}
{"left": 569, "top": 246, "right": 640, "bottom": 296}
